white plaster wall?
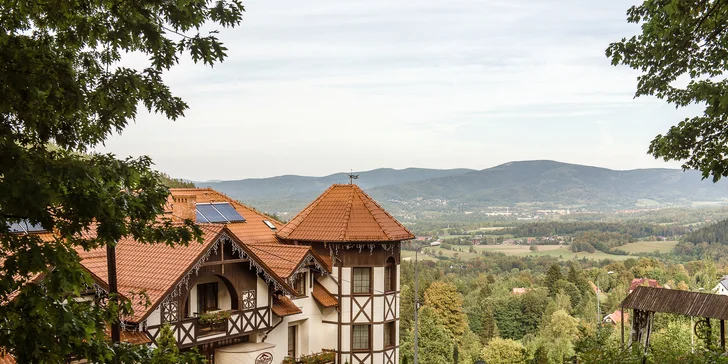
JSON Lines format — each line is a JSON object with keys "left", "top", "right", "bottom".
{"left": 373, "top": 323, "right": 383, "bottom": 351}
{"left": 373, "top": 295, "right": 384, "bottom": 323}
{"left": 187, "top": 275, "right": 232, "bottom": 316}
{"left": 147, "top": 307, "right": 161, "bottom": 327}
{"left": 373, "top": 267, "right": 384, "bottom": 295}
{"left": 257, "top": 277, "right": 268, "bottom": 308}
{"left": 320, "top": 274, "right": 338, "bottom": 293}
{"left": 396, "top": 265, "right": 400, "bottom": 291}
{"left": 341, "top": 267, "right": 351, "bottom": 293}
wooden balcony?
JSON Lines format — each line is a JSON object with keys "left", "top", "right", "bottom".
{"left": 147, "top": 307, "right": 272, "bottom": 348}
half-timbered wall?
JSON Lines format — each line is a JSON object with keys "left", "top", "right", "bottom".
{"left": 326, "top": 243, "right": 401, "bottom": 364}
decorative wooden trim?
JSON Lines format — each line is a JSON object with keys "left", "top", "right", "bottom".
{"left": 323, "top": 318, "right": 399, "bottom": 325}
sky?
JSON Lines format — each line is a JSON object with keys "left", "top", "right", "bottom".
{"left": 97, "top": 0, "right": 696, "bottom": 181}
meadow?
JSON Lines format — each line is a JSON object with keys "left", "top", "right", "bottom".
{"left": 402, "top": 240, "right": 678, "bottom": 262}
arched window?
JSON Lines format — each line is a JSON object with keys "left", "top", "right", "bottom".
{"left": 384, "top": 257, "right": 396, "bottom": 292}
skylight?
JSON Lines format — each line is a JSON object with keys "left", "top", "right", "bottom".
{"left": 263, "top": 220, "right": 276, "bottom": 230}
{"left": 195, "top": 202, "right": 245, "bottom": 223}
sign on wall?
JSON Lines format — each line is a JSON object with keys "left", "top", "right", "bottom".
{"left": 255, "top": 352, "right": 273, "bottom": 364}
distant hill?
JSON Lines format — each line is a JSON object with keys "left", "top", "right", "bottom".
{"left": 197, "top": 161, "right": 728, "bottom": 216}
{"left": 197, "top": 168, "right": 474, "bottom": 200}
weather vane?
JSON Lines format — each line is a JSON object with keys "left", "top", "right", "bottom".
{"left": 348, "top": 169, "right": 359, "bottom": 185}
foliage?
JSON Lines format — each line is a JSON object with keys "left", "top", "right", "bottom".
{"left": 400, "top": 306, "right": 454, "bottom": 364}
{"left": 0, "top": 0, "right": 242, "bottom": 361}
{"left": 540, "top": 310, "right": 580, "bottom": 363}
{"left": 282, "top": 351, "right": 336, "bottom": 364}
{"left": 607, "top": 0, "right": 728, "bottom": 180}
{"left": 197, "top": 310, "right": 232, "bottom": 325}
{"left": 481, "top": 338, "right": 526, "bottom": 364}
{"left": 545, "top": 264, "right": 563, "bottom": 296}
{"left": 160, "top": 173, "right": 195, "bottom": 188}
{"left": 424, "top": 281, "right": 468, "bottom": 341}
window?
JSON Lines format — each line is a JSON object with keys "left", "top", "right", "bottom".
{"left": 384, "top": 322, "right": 396, "bottom": 348}
{"left": 292, "top": 273, "right": 306, "bottom": 297}
{"left": 352, "top": 267, "right": 371, "bottom": 294}
{"left": 197, "top": 282, "right": 218, "bottom": 313}
{"left": 352, "top": 325, "right": 371, "bottom": 351}
{"left": 384, "top": 257, "right": 396, "bottom": 292}
{"left": 287, "top": 325, "right": 297, "bottom": 358}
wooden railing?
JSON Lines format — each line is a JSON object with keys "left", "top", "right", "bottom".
{"left": 147, "top": 307, "right": 271, "bottom": 348}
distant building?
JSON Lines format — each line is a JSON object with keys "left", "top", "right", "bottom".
{"left": 512, "top": 288, "right": 529, "bottom": 295}
{"left": 603, "top": 310, "right": 629, "bottom": 325}
{"left": 629, "top": 278, "right": 662, "bottom": 294}
{"left": 713, "top": 276, "right": 728, "bottom": 295}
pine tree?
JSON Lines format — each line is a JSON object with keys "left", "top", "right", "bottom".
{"left": 545, "top": 264, "right": 563, "bottom": 296}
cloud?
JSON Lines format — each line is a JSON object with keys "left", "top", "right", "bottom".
{"left": 97, "top": 0, "right": 686, "bottom": 180}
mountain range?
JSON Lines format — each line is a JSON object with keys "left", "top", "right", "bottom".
{"left": 195, "top": 161, "right": 728, "bottom": 217}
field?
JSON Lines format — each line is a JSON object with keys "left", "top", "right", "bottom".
{"left": 402, "top": 240, "right": 679, "bottom": 262}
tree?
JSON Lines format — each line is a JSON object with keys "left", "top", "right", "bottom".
{"left": 545, "top": 264, "right": 563, "bottom": 296}
{"left": 401, "top": 307, "right": 454, "bottom": 364}
{"left": 540, "top": 310, "right": 580, "bottom": 363}
{"left": 424, "top": 281, "right": 468, "bottom": 341}
{"left": 481, "top": 338, "right": 526, "bottom": 364}
{"left": 607, "top": 1, "right": 728, "bottom": 181}
{"left": 0, "top": 1, "right": 242, "bottom": 362}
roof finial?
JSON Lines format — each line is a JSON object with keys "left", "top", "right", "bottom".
{"left": 348, "top": 170, "right": 359, "bottom": 185}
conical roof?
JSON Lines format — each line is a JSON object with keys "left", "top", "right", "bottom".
{"left": 277, "top": 184, "right": 415, "bottom": 242}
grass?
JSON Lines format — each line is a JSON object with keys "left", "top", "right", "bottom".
{"left": 402, "top": 240, "right": 679, "bottom": 262}
{"left": 618, "top": 240, "right": 678, "bottom": 254}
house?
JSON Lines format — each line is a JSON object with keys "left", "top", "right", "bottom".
{"left": 5, "top": 184, "right": 413, "bottom": 364}
{"left": 713, "top": 276, "right": 728, "bottom": 296}
{"left": 629, "top": 278, "right": 661, "bottom": 294}
{"left": 603, "top": 310, "right": 629, "bottom": 325}
{"left": 512, "top": 288, "right": 529, "bottom": 295}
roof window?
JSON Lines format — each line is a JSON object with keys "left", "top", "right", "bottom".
{"left": 263, "top": 220, "right": 276, "bottom": 230}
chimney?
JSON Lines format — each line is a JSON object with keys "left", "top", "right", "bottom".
{"left": 171, "top": 194, "right": 197, "bottom": 222}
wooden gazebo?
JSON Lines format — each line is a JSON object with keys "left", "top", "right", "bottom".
{"left": 621, "top": 286, "right": 728, "bottom": 353}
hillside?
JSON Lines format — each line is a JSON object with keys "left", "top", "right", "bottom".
{"left": 197, "top": 168, "right": 473, "bottom": 199}
{"left": 367, "top": 160, "right": 728, "bottom": 210}
{"left": 200, "top": 161, "right": 728, "bottom": 216}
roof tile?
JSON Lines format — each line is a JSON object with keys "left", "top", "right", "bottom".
{"left": 272, "top": 295, "right": 301, "bottom": 317}
{"left": 277, "top": 184, "right": 414, "bottom": 242}
{"left": 312, "top": 281, "right": 338, "bottom": 308}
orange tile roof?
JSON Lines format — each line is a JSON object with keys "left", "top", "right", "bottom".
{"left": 245, "top": 244, "right": 330, "bottom": 279}
{"left": 0, "top": 352, "right": 14, "bottom": 364}
{"left": 271, "top": 295, "right": 302, "bottom": 317}
{"left": 277, "top": 184, "right": 414, "bottom": 242}
{"left": 169, "top": 189, "right": 282, "bottom": 245}
{"left": 77, "top": 224, "right": 227, "bottom": 322}
{"left": 312, "top": 281, "right": 338, "bottom": 308}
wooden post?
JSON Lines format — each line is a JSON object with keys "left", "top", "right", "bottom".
{"left": 722, "top": 320, "right": 725, "bottom": 351}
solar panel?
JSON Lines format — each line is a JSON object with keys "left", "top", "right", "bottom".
{"left": 196, "top": 204, "right": 227, "bottom": 223}
{"left": 8, "top": 222, "right": 26, "bottom": 233}
{"left": 196, "top": 210, "right": 210, "bottom": 223}
{"left": 263, "top": 220, "right": 276, "bottom": 230}
{"left": 6, "top": 221, "right": 47, "bottom": 233}
{"left": 25, "top": 222, "right": 45, "bottom": 232}
{"left": 212, "top": 203, "right": 245, "bottom": 222}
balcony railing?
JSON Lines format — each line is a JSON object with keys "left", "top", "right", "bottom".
{"left": 148, "top": 307, "right": 271, "bottom": 348}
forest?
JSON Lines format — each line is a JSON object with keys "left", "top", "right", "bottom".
{"left": 398, "top": 252, "right": 728, "bottom": 363}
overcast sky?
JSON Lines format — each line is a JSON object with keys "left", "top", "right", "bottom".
{"left": 97, "top": 0, "right": 695, "bottom": 181}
